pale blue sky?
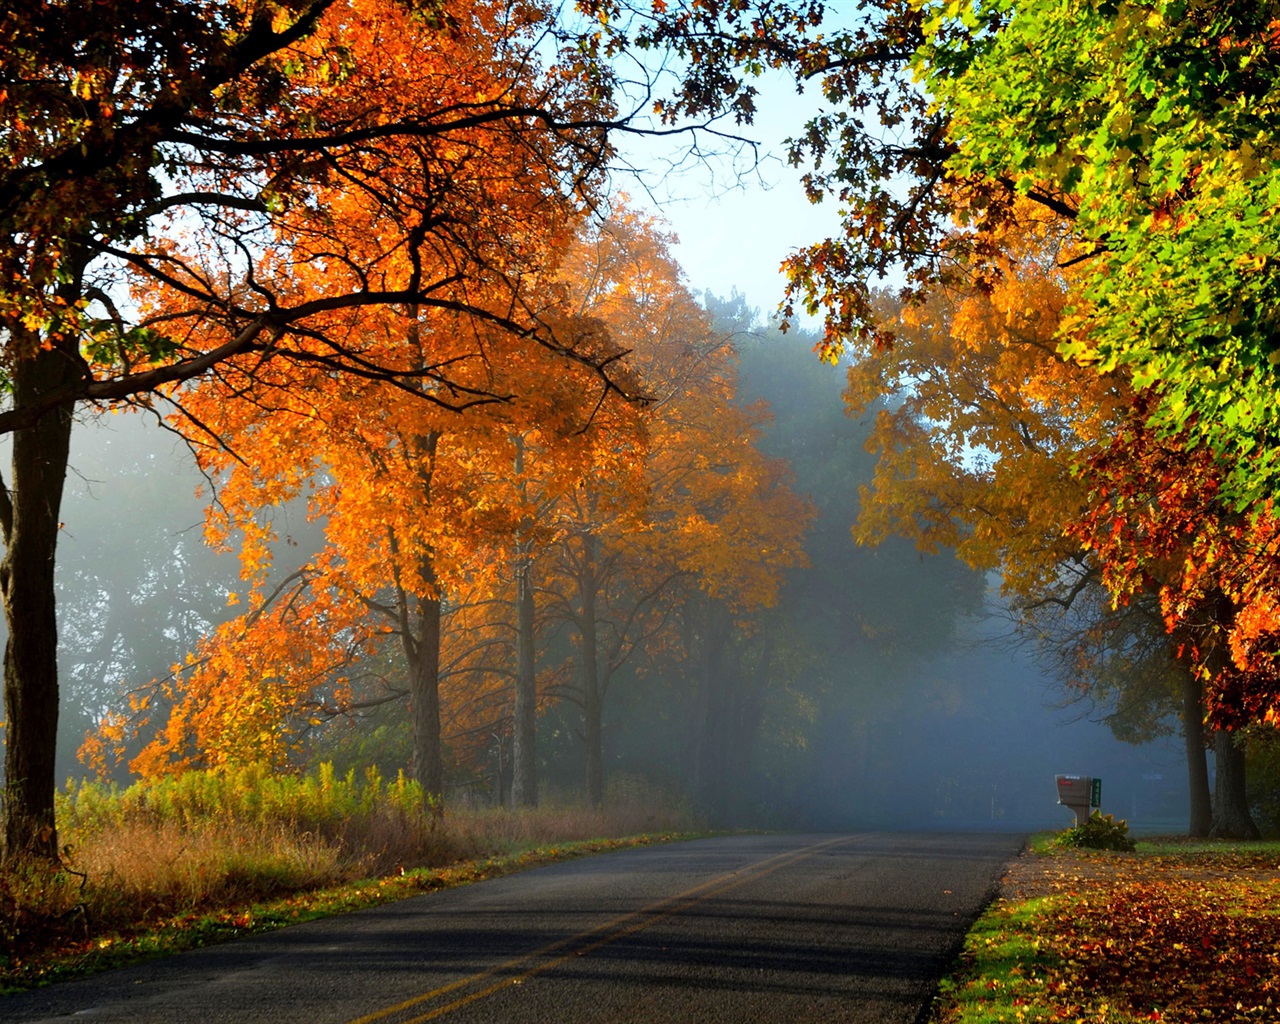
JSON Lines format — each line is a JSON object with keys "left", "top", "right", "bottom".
{"left": 617, "top": 67, "right": 845, "bottom": 325}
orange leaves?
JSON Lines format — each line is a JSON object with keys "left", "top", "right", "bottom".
{"left": 849, "top": 204, "right": 1125, "bottom": 604}
{"left": 1050, "top": 874, "right": 1280, "bottom": 1021}
{"left": 1075, "top": 409, "right": 1280, "bottom": 726}
{"left": 126, "top": 573, "right": 371, "bottom": 777}
{"left": 961, "top": 847, "right": 1280, "bottom": 1024}
{"left": 551, "top": 208, "right": 812, "bottom": 618}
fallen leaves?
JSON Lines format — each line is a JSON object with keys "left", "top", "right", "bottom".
{"left": 940, "top": 841, "right": 1280, "bottom": 1023}
{"left": 1055, "top": 878, "right": 1280, "bottom": 1019}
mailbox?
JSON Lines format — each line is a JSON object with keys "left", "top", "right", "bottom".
{"left": 1055, "top": 774, "right": 1100, "bottom": 826}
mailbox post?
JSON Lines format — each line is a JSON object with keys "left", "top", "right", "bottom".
{"left": 1056, "top": 774, "right": 1100, "bottom": 826}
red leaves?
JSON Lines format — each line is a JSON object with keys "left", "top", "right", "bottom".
{"left": 1041, "top": 867, "right": 1280, "bottom": 1021}
{"left": 1071, "top": 407, "right": 1280, "bottom": 727}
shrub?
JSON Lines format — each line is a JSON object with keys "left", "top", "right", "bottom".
{"left": 1055, "top": 810, "right": 1136, "bottom": 852}
{"left": 0, "top": 860, "right": 88, "bottom": 965}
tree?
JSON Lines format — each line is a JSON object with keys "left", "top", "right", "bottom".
{"left": 844, "top": 206, "right": 1225, "bottom": 833}
{"left": 1, "top": 0, "right": 815, "bottom": 860}
{"left": 536, "top": 213, "right": 812, "bottom": 807}
{"left": 916, "top": 0, "right": 1280, "bottom": 508}
{"left": 0, "top": 0, "right": 613, "bottom": 859}
{"left": 1070, "top": 407, "right": 1280, "bottom": 837}
{"left": 121, "top": 300, "right": 635, "bottom": 796}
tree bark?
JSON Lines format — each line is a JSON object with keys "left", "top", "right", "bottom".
{"left": 1199, "top": 595, "right": 1258, "bottom": 840}
{"left": 1177, "top": 664, "right": 1212, "bottom": 837}
{"left": 407, "top": 590, "right": 444, "bottom": 802}
{"left": 511, "top": 556, "right": 538, "bottom": 808}
{"left": 395, "top": 427, "right": 444, "bottom": 807}
{"left": 1210, "top": 729, "right": 1260, "bottom": 839}
{"left": 510, "top": 435, "right": 538, "bottom": 809}
{"left": 2, "top": 342, "right": 78, "bottom": 863}
{"left": 577, "top": 533, "right": 604, "bottom": 809}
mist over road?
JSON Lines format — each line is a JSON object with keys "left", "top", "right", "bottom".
{"left": 3, "top": 832, "right": 1023, "bottom": 1024}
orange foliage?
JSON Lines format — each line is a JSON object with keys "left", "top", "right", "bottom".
{"left": 971, "top": 848, "right": 1280, "bottom": 1023}
{"left": 847, "top": 200, "right": 1280, "bottom": 728}
{"left": 848, "top": 204, "right": 1128, "bottom": 602}
{"left": 96, "top": 194, "right": 810, "bottom": 791}
{"left": 121, "top": 303, "right": 631, "bottom": 777}
{"left": 78, "top": 0, "right": 636, "bottom": 780}
{"left": 1073, "top": 405, "right": 1280, "bottom": 728}
{"left": 544, "top": 207, "right": 811, "bottom": 627}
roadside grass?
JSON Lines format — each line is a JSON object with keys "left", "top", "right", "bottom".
{"left": 932, "top": 833, "right": 1280, "bottom": 1023}
{"left": 0, "top": 766, "right": 698, "bottom": 993}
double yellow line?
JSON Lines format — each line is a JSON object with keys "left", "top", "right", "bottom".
{"left": 346, "top": 835, "right": 858, "bottom": 1024}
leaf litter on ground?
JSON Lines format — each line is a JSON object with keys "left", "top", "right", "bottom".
{"left": 934, "top": 837, "right": 1280, "bottom": 1024}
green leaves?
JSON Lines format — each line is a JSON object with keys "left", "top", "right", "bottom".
{"left": 917, "top": 0, "right": 1280, "bottom": 506}
{"left": 81, "top": 322, "right": 179, "bottom": 370}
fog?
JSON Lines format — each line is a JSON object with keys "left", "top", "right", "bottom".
{"left": 787, "top": 617, "right": 1188, "bottom": 833}
{"left": 1, "top": 309, "right": 1190, "bottom": 836}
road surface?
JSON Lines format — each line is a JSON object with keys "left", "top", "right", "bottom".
{"left": 1, "top": 831, "right": 1024, "bottom": 1024}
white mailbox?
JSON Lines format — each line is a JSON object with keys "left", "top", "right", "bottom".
{"left": 1055, "top": 774, "right": 1100, "bottom": 826}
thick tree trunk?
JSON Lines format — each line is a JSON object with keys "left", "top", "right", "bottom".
{"left": 511, "top": 557, "right": 538, "bottom": 808}
{"left": 1197, "top": 596, "right": 1258, "bottom": 840}
{"left": 1177, "top": 664, "right": 1212, "bottom": 837}
{"left": 408, "top": 592, "right": 444, "bottom": 802}
{"left": 2, "top": 344, "right": 77, "bottom": 863}
{"left": 1210, "top": 729, "right": 1259, "bottom": 839}
{"left": 395, "top": 429, "right": 444, "bottom": 807}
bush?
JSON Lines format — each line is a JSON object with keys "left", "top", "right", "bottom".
{"left": 1055, "top": 810, "right": 1136, "bottom": 852}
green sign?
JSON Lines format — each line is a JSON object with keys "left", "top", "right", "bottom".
{"left": 1091, "top": 778, "right": 1102, "bottom": 808}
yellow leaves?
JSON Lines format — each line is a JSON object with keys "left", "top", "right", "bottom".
{"left": 850, "top": 204, "right": 1128, "bottom": 601}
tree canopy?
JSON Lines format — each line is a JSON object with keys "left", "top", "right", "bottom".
{"left": 917, "top": 0, "right": 1280, "bottom": 508}
{"left": 0, "top": 0, "right": 821, "bottom": 861}
{"left": 9, "top": 0, "right": 1280, "bottom": 858}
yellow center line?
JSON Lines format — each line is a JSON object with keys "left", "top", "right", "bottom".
{"left": 345, "top": 835, "right": 859, "bottom": 1024}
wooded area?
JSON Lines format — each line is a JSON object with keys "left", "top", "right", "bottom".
{"left": 3, "top": 0, "right": 1280, "bottom": 869}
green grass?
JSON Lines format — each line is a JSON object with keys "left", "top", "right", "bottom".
{"left": 933, "top": 898, "right": 1065, "bottom": 1024}
{"left": 931, "top": 835, "right": 1280, "bottom": 1024}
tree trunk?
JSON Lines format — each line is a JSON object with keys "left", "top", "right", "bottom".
{"left": 511, "top": 556, "right": 538, "bottom": 808}
{"left": 395, "top": 428, "right": 444, "bottom": 807}
{"left": 690, "top": 598, "right": 733, "bottom": 816}
{"left": 510, "top": 434, "right": 538, "bottom": 809}
{"left": 1177, "top": 664, "right": 1212, "bottom": 837}
{"left": 2, "top": 343, "right": 78, "bottom": 863}
{"left": 407, "top": 591, "right": 444, "bottom": 802}
{"left": 1198, "top": 596, "right": 1258, "bottom": 839}
{"left": 577, "top": 534, "right": 604, "bottom": 809}
{"left": 1210, "top": 729, "right": 1260, "bottom": 839}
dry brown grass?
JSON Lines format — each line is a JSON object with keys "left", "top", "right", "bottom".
{"left": 2, "top": 767, "right": 694, "bottom": 976}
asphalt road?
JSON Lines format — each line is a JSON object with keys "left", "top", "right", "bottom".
{"left": 1, "top": 831, "right": 1024, "bottom": 1024}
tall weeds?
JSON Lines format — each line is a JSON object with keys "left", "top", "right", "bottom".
{"left": 2, "top": 766, "right": 691, "bottom": 970}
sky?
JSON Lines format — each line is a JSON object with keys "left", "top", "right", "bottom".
{"left": 615, "top": 69, "right": 846, "bottom": 324}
